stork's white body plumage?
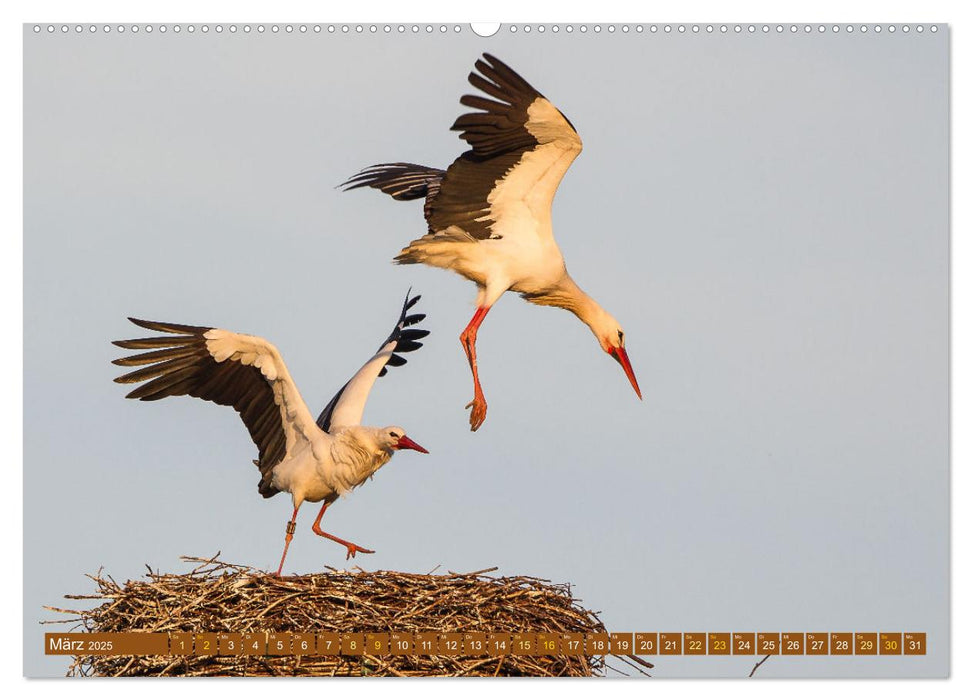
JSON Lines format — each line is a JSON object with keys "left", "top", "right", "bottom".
{"left": 113, "top": 292, "right": 430, "bottom": 575}
{"left": 268, "top": 426, "right": 396, "bottom": 505}
{"left": 345, "top": 54, "right": 641, "bottom": 431}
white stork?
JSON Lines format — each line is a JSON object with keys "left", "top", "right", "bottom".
{"left": 112, "top": 292, "right": 430, "bottom": 576}
{"left": 344, "top": 53, "right": 641, "bottom": 432}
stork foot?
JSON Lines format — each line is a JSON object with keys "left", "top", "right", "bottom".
{"left": 465, "top": 393, "right": 488, "bottom": 432}
{"left": 312, "top": 521, "right": 375, "bottom": 560}
{"left": 344, "top": 543, "right": 375, "bottom": 560}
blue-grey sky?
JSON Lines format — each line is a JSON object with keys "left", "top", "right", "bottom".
{"left": 24, "top": 24, "right": 948, "bottom": 677}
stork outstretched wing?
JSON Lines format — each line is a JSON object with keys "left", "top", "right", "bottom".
{"left": 316, "top": 291, "right": 429, "bottom": 432}
{"left": 428, "top": 53, "right": 583, "bottom": 240}
{"left": 112, "top": 319, "right": 320, "bottom": 498}
{"left": 341, "top": 54, "right": 583, "bottom": 242}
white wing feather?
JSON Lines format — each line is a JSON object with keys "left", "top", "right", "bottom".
{"left": 325, "top": 340, "right": 396, "bottom": 430}
{"left": 204, "top": 329, "right": 322, "bottom": 453}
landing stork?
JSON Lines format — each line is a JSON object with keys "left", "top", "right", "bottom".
{"left": 112, "top": 292, "right": 430, "bottom": 576}
{"left": 344, "top": 53, "right": 641, "bottom": 431}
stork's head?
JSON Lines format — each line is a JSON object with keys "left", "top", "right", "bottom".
{"left": 383, "top": 426, "right": 430, "bottom": 454}
{"left": 591, "top": 313, "right": 642, "bottom": 400}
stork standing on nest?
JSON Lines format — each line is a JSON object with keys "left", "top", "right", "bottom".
{"left": 343, "top": 53, "right": 642, "bottom": 431}
{"left": 112, "top": 292, "right": 430, "bottom": 576}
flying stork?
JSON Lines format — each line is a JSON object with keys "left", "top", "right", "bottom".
{"left": 344, "top": 53, "right": 641, "bottom": 431}
{"left": 112, "top": 291, "right": 430, "bottom": 576}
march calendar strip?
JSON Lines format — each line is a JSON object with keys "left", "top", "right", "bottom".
{"left": 45, "top": 631, "right": 927, "bottom": 657}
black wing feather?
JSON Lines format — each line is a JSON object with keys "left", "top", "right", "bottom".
{"left": 316, "top": 291, "right": 429, "bottom": 433}
{"left": 112, "top": 318, "right": 288, "bottom": 498}
{"left": 449, "top": 53, "right": 545, "bottom": 158}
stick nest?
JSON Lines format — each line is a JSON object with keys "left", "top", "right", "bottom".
{"left": 47, "top": 555, "right": 622, "bottom": 677}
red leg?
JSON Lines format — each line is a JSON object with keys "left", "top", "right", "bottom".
{"left": 311, "top": 501, "right": 375, "bottom": 560}
{"left": 459, "top": 305, "right": 491, "bottom": 431}
{"left": 275, "top": 505, "right": 300, "bottom": 577}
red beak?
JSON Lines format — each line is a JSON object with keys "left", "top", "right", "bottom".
{"left": 395, "top": 435, "right": 429, "bottom": 454}
{"left": 610, "top": 346, "right": 642, "bottom": 400}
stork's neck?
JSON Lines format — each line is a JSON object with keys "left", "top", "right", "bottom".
{"left": 526, "top": 274, "right": 609, "bottom": 333}
{"left": 327, "top": 427, "right": 393, "bottom": 496}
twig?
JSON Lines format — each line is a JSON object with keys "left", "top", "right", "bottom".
{"left": 749, "top": 654, "right": 771, "bottom": 677}
{"left": 605, "top": 662, "right": 631, "bottom": 677}
{"left": 622, "top": 654, "right": 654, "bottom": 673}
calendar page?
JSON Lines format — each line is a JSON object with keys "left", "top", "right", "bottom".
{"left": 24, "top": 20, "right": 949, "bottom": 678}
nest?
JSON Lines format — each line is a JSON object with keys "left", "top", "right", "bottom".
{"left": 47, "top": 555, "right": 651, "bottom": 677}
